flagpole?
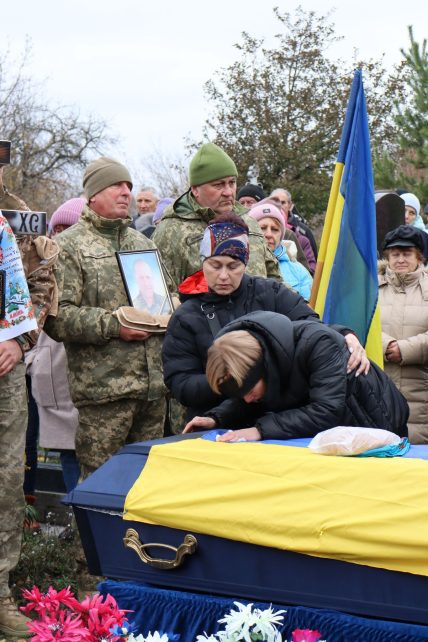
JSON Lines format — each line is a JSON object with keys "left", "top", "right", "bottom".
{"left": 309, "top": 165, "right": 344, "bottom": 309}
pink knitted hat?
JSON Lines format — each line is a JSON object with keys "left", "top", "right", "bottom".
{"left": 48, "top": 197, "right": 85, "bottom": 234}
{"left": 248, "top": 201, "right": 286, "bottom": 239}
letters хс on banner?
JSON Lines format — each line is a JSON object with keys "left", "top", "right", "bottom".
{"left": 0, "top": 210, "right": 47, "bottom": 236}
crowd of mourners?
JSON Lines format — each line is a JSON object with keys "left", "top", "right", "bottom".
{"left": 1, "top": 142, "right": 428, "bottom": 637}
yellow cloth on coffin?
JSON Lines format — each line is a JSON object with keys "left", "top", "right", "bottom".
{"left": 124, "top": 439, "right": 428, "bottom": 577}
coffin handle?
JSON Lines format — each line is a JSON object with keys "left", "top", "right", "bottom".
{"left": 123, "top": 528, "right": 198, "bottom": 570}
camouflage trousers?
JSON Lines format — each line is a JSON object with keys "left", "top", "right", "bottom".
{"left": 0, "top": 362, "right": 27, "bottom": 597}
{"left": 167, "top": 397, "right": 188, "bottom": 435}
{"left": 76, "top": 396, "right": 166, "bottom": 478}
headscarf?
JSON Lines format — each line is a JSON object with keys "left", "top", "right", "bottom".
{"left": 200, "top": 220, "right": 249, "bottom": 265}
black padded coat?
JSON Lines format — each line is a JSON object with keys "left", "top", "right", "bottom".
{"left": 208, "top": 311, "right": 409, "bottom": 440}
{"left": 162, "top": 273, "right": 319, "bottom": 420}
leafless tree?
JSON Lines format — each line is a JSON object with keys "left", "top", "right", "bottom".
{"left": 0, "top": 43, "right": 113, "bottom": 213}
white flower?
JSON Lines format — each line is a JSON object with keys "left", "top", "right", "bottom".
{"left": 218, "top": 602, "right": 256, "bottom": 642}
{"left": 196, "top": 634, "right": 219, "bottom": 642}
{"left": 214, "top": 602, "right": 286, "bottom": 642}
{"left": 145, "top": 632, "right": 170, "bottom": 642}
{"left": 250, "top": 606, "right": 286, "bottom": 642}
{"left": 127, "top": 634, "right": 168, "bottom": 642}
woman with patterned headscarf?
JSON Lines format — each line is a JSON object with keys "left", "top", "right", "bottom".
{"left": 162, "top": 212, "right": 368, "bottom": 427}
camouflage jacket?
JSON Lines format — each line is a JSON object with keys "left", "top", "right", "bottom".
{"left": 1, "top": 183, "right": 58, "bottom": 350}
{"left": 18, "top": 235, "right": 59, "bottom": 348}
{"left": 152, "top": 190, "right": 282, "bottom": 289}
{"left": 44, "top": 206, "right": 166, "bottom": 407}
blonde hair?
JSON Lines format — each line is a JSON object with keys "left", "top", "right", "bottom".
{"left": 206, "top": 330, "right": 262, "bottom": 394}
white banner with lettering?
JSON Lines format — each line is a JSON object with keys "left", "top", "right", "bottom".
{"left": 0, "top": 212, "right": 38, "bottom": 341}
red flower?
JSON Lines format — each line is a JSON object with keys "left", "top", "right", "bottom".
{"left": 27, "top": 611, "right": 91, "bottom": 641}
{"left": 21, "top": 585, "right": 81, "bottom": 618}
{"left": 292, "top": 629, "right": 323, "bottom": 642}
{"left": 22, "top": 586, "right": 131, "bottom": 642}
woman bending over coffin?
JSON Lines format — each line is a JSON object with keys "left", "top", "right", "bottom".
{"left": 162, "top": 213, "right": 369, "bottom": 423}
{"left": 183, "top": 311, "right": 409, "bottom": 442}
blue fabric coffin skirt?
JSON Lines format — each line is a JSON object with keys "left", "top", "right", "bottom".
{"left": 98, "top": 581, "right": 428, "bottom": 642}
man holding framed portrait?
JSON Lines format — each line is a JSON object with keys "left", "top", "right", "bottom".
{"left": 45, "top": 157, "right": 174, "bottom": 484}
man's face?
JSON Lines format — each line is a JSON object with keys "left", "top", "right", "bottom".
{"left": 238, "top": 195, "right": 258, "bottom": 208}
{"left": 134, "top": 262, "right": 154, "bottom": 297}
{"left": 271, "top": 190, "right": 292, "bottom": 217}
{"left": 191, "top": 177, "right": 237, "bottom": 215}
{"left": 136, "top": 191, "right": 158, "bottom": 214}
{"left": 90, "top": 182, "right": 132, "bottom": 219}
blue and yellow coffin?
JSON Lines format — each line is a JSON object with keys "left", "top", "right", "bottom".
{"left": 66, "top": 434, "right": 428, "bottom": 626}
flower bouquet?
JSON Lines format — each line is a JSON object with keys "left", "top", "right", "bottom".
{"left": 21, "top": 587, "right": 325, "bottom": 642}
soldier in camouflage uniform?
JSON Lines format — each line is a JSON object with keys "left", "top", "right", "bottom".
{"left": 152, "top": 143, "right": 282, "bottom": 433}
{"left": 153, "top": 142, "right": 282, "bottom": 290}
{"left": 0, "top": 169, "right": 57, "bottom": 638}
{"left": 45, "top": 157, "right": 168, "bottom": 478}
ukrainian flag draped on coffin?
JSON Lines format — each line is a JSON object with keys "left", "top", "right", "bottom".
{"left": 310, "top": 69, "right": 383, "bottom": 367}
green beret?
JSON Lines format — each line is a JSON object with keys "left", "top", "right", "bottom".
{"left": 83, "top": 156, "right": 133, "bottom": 199}
{"left": 189, "top": 143, "right": 237, "bottom": 187}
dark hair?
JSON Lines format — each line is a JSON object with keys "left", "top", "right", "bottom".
{"left": 210, "top": 211, "right": 249, "bottom": 234}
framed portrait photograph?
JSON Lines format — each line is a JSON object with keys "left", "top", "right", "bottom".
{"left": 116, "top": 249, "right": 173, "bottom": 315}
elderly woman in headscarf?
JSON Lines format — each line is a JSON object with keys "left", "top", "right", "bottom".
{"left": 162, "top": 212, "right": 368, "bottom": 426}
{"left": 379, "top": 224, "right": 428, "bottom": 443}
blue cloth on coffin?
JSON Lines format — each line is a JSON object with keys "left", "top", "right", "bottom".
{"left": 98, "top": 580, "right": 428, "bottom": 642}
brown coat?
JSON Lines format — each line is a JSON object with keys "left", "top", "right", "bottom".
{"left": 378, "top": 261, "right": 428, "bottom": 443}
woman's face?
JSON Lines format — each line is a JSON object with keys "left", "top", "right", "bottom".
{"left": 203, "top": 255, "right": 246, "bottom": 295}
{"left": 404, "top": 206, "right": 417, "bottom": 225}
{"left": 242, "top": 379, "right": 266, "bottom": 403}
{"left": 258, "top": 217, "right": 283, "bottom": 251}
{"left": 387, "top": 247, "right": 420, "bottom": 273}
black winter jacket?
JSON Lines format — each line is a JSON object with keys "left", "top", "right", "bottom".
{"left": 162, "top": 274, "right": 319, "bottom": 419}
{"left": 209, "top": 311, "right": 409, "bottom": 440}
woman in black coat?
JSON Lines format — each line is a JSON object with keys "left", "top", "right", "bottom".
{"left": 162, "top": 212, "right": 369, "bottom": 422}
{"left": 184, "top": 311, "right": 409, "bottom": 441}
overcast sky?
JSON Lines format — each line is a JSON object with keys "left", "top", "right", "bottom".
{"left": 1, "top": 0, "right": 426, "bottom": 186}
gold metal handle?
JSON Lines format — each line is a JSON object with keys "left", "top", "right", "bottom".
{"left": 123, "top": 528, "right": 198, "bottom": 570}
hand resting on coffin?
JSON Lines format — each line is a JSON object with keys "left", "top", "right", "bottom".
{"left": 183, "top": 416, "right": 216, "bottom": 433}
{"left": 216, "top": 427, "right": 261, "bottom": 442}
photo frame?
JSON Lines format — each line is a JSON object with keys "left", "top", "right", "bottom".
{"left": 116, "top": 249, "right": 173, "bottom": 315}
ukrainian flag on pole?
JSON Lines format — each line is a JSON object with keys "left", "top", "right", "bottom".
{"left": 310, "top": 69, "right": 383, "bottom": 367}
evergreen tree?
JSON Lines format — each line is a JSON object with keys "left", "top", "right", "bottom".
{"left": 373, "top": 27, "right": 428, "bottom": 207}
